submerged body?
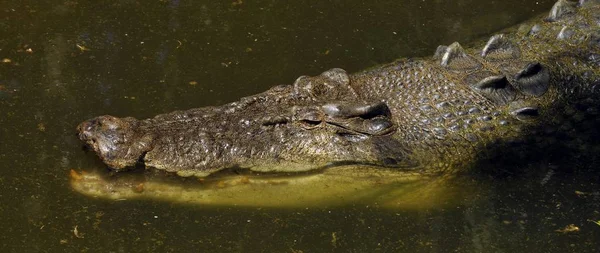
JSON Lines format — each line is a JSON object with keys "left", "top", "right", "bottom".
{"left": 75, "top": 1, "right": 600, "bottom": 206}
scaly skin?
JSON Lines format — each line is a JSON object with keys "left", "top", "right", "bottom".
{"left": 78, "top": 0, "right": 600, "bottom": 178}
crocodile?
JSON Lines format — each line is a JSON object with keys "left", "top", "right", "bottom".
{"left": 74, "top": 0, "right": 600, "bottom": 206}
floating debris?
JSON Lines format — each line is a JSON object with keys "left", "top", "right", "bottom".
{"left": 73, "top": 225, "right": 84, "bottom": 238}
{"left": 555, "top": 224, "right": 580, "bottom": 233}
{"left": 331, "top": 232, "right": 338, "bottom": 248}
{"left": 69, "top": 169, "right": 82, "bottom": 181}
{"left": 93, "top": 211, "right": 104, "bottom": 229}
{"left": 37, "top": 123, "right": 46, "bottom": 132}
{"left": 589, "top": 220, "right": 600, "bottom": 226}
{"left": 76, "top": 44, "right": 90, "bottom": 52}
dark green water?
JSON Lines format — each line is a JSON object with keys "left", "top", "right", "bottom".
{"left": 1, "top": 0, "right": 599, "bottom": 252}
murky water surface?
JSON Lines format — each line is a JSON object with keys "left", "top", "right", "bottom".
{"left": 1, "top": 0, "right": 599, "bottom": 252}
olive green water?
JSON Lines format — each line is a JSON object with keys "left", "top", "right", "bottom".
{"left": 1, "top": 0, "right": 599, "bottom": 252}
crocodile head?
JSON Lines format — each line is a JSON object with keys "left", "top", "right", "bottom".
{"left": 77, "top": 115, "right": 155, "bottom": 169}
{"left": 78, "top": 68, "right": 419, "bottom": 177}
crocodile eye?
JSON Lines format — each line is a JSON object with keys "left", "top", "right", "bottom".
{"left": 299, "top": 112, "right": 323, "bottom": 129}
{"left": 293, "top": 107, "right": 324, "bottom": 129}
{"left": 299, "top": 119, "right": 322, "bottom": 129}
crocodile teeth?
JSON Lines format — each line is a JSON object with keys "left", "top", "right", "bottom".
{"left": 481, "top": 34, "right": 520, "bottom": 60}
{"left": 547, "top": 0, "right": 577, "bottom": 22}
{"left": 514, "top": 62, "right": 550, "bottom": 97}
{"left": 470, "top": 75, "right": 517, "bottom": 105}
{"left": 440, "top": 42, "right": 481, "bottom": 70}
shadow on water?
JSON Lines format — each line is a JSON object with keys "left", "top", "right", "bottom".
{"left": 464, "top": 89, "right": 600, "bottom": 252}
{"left": 1, "top": 0, "right": 600, "bottom": 252}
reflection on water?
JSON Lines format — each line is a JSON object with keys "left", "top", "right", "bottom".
{"left": 69, "top": 166, "right": 485, "bottom": 210}
{"left": 1, "top": 0, "right": 599, "bottom": 252}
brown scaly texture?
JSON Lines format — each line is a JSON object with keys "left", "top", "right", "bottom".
{"left": 78, "top": 0, "right": 600, "bottom": 177}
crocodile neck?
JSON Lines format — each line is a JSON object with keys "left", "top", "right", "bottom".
{"left": 347, "top": 2, "right": 600, "bottom": 171}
